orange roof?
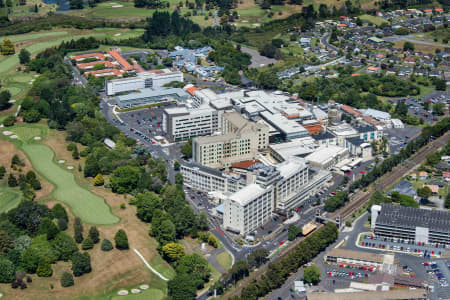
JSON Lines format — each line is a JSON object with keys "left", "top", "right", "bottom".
{"left": 423, "top": 9, "right": 432, "bottom": 12}
{"left": 281, "top": 111, "right": 300, "bottom": 119}
{"left": 186, "top": 87, "right": 199, "bottom": 96}
{"left": 109, "top": 50, "right": 133, "bottom": 71}
{"left": 77, "top": 61, "right": 115, "bottom": 70}
{"left": 341, "top": 105, "right": 361, "bottom": 117}
{"left": 84, "top": 69, "right": 122, "bottom": 77}
{"left": 132, "top": 59, "right": 145, "bottom": 73}
{"left": 351, "top": 73, "right": 361, "bottom": 77}
{"left": 435, "top": 8, "right": 443, "bottom": 12}
{"left": 443, "top": 171, "right": 450, "bottom": 178}
{"left": 419, "top": 171, "right": 427, "bottom": 177}
{"left": 71, "top": 53, "right": 105, "bottom": 61}
{"left": 338, "top": 23, "right": 347, "bottom": 27}
{"left": 363, "top": 116, "right": 383, "bottom": 126}
{"left": 231, "top": 160, "right": 261, "bottom": 170}
{"left": 424, "top": 184, "right": 439, "bottom": 193}
{"left": 303, "top": 122, "right": 322, "bottom": 135}
{"left": 368, "top": 66, "right": 380, "bottom": 71}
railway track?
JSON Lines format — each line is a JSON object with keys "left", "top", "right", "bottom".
{"left": 335, "top": 131, "right": 450, "bottom": 220}
{"left": 220, "top": 131, "right": 449, "bottom": 300}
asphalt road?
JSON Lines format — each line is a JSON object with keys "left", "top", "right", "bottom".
{"left": 384, "top": 35, "right": 450, "bottom": 47}
{"left": 240, "top": 46, "right": 279, "bottom": 68}
{"left": 320, "top": 33, "right": 339, "bottom": 52}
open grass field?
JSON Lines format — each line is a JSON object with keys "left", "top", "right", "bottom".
{"left": 393, "top": 40, "right": 447, "bottom": 54}
{"left": 217, "top": 251, "right": 233, "bottom": 270}
{"left": 21, "top": 143, "right": 119, "bottom": 224}
{"left": 0, "top": 184, "right": 22, "bottom": 213}
{"left": 149, "top": 255, "right": 176, "bottom": 280}
{"left": 0, "top": 28, "right": 145, "bottom": 101}
{"left": 360, "top": 14, "right": 386, "bottom": 26}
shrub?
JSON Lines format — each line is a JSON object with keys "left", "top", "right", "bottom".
{"left": 88, "top": 226, "right": 100, "bottom": 244}
{"left": 3, "top": 116, "right": 15, "bottom": 127}
{"left": 101, "top": 239, "right": 113, "bottom": 251}
{"left": 8, "top": 174, "right": 18, "bottom": 187}
{"left": 71, "top": 252, "right": 92, "bottom": 277}
{"left": 0, "top": 258, "right": 15, "bottom": 283}
{"left": 93, "top": 173, "right": 104, "bottom": 186}
{"left": 81, "top": 237, "right": 94, "bottom": 250}
{"left": 114, "top": 229, "right": 129, "bottom": 250}
{"left": 74, "top": 217, "right": 83, "bottom": 243}
{"left": 61, "top": 272, "right": 74, "bottom": 287}
{"left": 52, "top": 203, "right": 68, "bottom": 222}
{"left": 36, "top": 258, "right": 53, "bottom": 277}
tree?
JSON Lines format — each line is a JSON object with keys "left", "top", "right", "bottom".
{"left": 88, "top": 226, "right": 100, "bottom": 244}
{"left": 445, "top": 192, "right": 450, "bottom": 209}
{"left": 1, "top": 39, "right": 15, "bottom": 55}
{"left": 81, "top": 236, "right": 94, "bottom": 250}
{"left": 174, "top": 161, "right": 180, "bottom": 170}
{"left": 180, "top": 140, "right": 192, "bottom": 158}
{"left": 304, "top": 265, "right": 321, "bottom": 285}
{"left": 110, "top": 166, "right": 140, "bottom": 194}
{"left": 19, "top": 49, "right": 30, "bottom": 64}
{"left": 93, "top": 174, "right": 104, "bottom": 186}
{"left": 52, "top": 203, "right": 68, "bottom": 222}
{"left": 433, "top": 102, "right": 445, "bottom": 116}
{"left": 101, "top": 238, "right": 113, "bottom": 251}
{"left": 114, "top": 229, "right": 129, "bottom": 250}
{"left": 162, "top": 243, "right": 185, "bottom": 262}
{"left": 168, "top": 273, "right": 198, "bottom": 300}
{"left": 208, "top": 234, "right": 218, "bottom": 248}
{"left": 22, "top": 110, "right": 41, "bottom": 123}
{"left": 417, "top": 186, "right": 432, "bottom": 200}
{"left": 60, "top": 272, "right": 74, "bottom": 287}
{"left": 71, "top": 252, "right": 92, "bottom": 277}
{"left": 247, "top": 248, "right": 268, "bottom": 268}
{"left": 0, "top": 258, "right": 15, "bottom": 283}
{"left": 175, "top": 172, "right": 183, "bottom": 185}
{"left": 74, "top": 217, "right": 83, "bottom": 243}
{"left": 434, "top": 79, "right": 446, "bottom": 91}
{"left": 0, "top": 90, "right": 12, "bottom": 111}
{"left": 51, "top": 232, "right": 78, "bottom": 261}
{"left": 57, "top": 218, "right": 68, "bottom": 231}
{"left": 69, "top": 0, "right": 83, "bottom": 9}
{"left": 8, "top": 174, "right": 18, "bottom": 187}
{"left": 288, "top": 225, "right": 300, "bottom": 241}
{"left": 38, "top": 217, "right": 59, "bottom": 240}
{"left": 0, "top": 230, "right": 14, "bottom": 254}
{"left": 3, "top": 116, "right": 15, "bottom": 126}
{"left": 36, "top": 258, "right": 53, "bottom": 277}
{"left": 136, "top": 192, "right": 162, "bottom": 222}
{"left": 403, "top": 41, "right": 414, "bottom": 52}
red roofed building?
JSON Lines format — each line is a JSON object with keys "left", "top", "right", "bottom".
{"left": 303, "top": 120, "right": 322, "bottom": 135}
{"left": 423, "top": 9, "right": 432, "bottom": 13}
{"left": 351, "top": 73, "right": 361, "bottom": 77}
{"left": 84, "top": 69, "right": 123, "bottom": 77}
{"left": 185, "top": 86, "right": 199, "bottom": 96}
{"left": 337, "top": 23, "right": 347, "bottom": 28}
{"left": 77, "top": 60, "right": 115, "bottom": 70}
{"left": 341, "top": 105, "right": 362, "bottom": 118}
{"left": 71, "top": 53, "right": 105, "bottom": 62}
{"left": 231, "top": 160, "right": 261, "bottom": 170}
{"left": 109, "top": 50, "right": 134, "bottom": 71}
{"left": 443, "top": 171, "right": 450, "bottom": 182}
{"left": 435, "top": 8, "right": 443, "bottom": 12}
{"left": 404, "top": 57, "right": 416, "bottom": 64}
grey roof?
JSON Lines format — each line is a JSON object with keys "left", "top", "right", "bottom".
{"left": 388, "top": 180, "right": 416, "bottom": 198}
{"left": 376, "top": 204, "right": 450, "bottom": 234}
{"left": 115, "top": 88, "right": 188, "bottom": 108}
{"left": 182, "top": 161, "right": 224, "bottom": 177}
{"left": 312, "top": 131, "right": 335, "bottom": 141}
{"left": 346, "top": 136, "right": 365, "bottom": 146}
{"left": 356, "top": 125, "right": 376, "bottom": 133}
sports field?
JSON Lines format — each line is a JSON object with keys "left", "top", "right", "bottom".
{"left": 0, "top": 185, "right": 22, "bottom": 213}
{"left": 21, "top": 143, "right": 118, "bottom": 224}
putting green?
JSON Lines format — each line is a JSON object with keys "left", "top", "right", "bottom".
{"left": 21, "top": 144, "right": 119, "bottom": 225}
{"left": 11, "top": 74, "right": 34, "bottom": 83}
{"left": 0, "top": 187, "right": 22, "bottom": 213}
{"left": 5, "top": 87, "right": 21, "bottom": 96}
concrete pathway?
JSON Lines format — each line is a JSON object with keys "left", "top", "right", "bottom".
{"left": 133, "top": 248, "right": 169, "bottom": 281}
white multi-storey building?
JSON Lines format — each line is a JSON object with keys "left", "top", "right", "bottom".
{"left": 223, "top": 184, "right": 274, "bottom": 235}
{"left": 105, "top": 70, "right": 183, "bottom": 96}
{"left": 163, "top": 106, "right": 219, "bottom": 142}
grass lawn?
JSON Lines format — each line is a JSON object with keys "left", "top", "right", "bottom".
{"left": 111, "top": 288, "right": 164, "bottom": 300}
{"left": 0, "top": 184, "right": 22, "bottom": 213}
{"left": 360, "top": 14, "right": 386, "bottom": 26}
{"left": 149, "top": 255, "right": 176, "bottom": 280}
{"left": 21, "top": 143, "right": 119, "bottom": 224}
{"left": 8, "top": 31, "right": 69, "bottom": 43}
{"left": 216, "top": 251, "right": 232, "bottom": 270}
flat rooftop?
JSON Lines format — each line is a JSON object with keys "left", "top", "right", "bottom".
{"left": 261, "top": 111, "right": 308, "bottom": 136}
{"left": 306, "top": 146, "right": 348, "bottom": 165}
{"left": 376, "top": 203, "right": 450, "bottom": 234}
{"left": 115, "top": 88, "right": 188, "bottom": 108}
{"left": 326, "top": 248, "right": 386, "bottom": 264}
{"left": 306, "top": 289, "right": 427, "bottom": 300}
{"left": 228, "top": 183, "right": 270, "bottom": 206}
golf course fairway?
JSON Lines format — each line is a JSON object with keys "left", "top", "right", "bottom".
{"left": 22, "top": 144, "right": 119, "bottom": 225}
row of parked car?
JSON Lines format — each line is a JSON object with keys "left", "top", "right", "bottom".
{"left": 364, "top": 235, "right": 448, "bottom": 249}
{"left": 425, "top": 262, "right": 448, "bottom": 287}
{"left": 326, "top": 270, "right": 368, "bottom": 279}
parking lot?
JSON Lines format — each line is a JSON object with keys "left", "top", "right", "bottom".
{"left": 425, "top": 260, "right": 450, "bottom": 300}
{"left": 359, "top": 234, "right": 450, "bottom": 257}
{"left": 118, "top": 105, "right": 175, "bottom": 142}
{"left": 384, "top": 126, "right": 422, "bottom": 154}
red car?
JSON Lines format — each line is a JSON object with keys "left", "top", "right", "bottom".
{"left": 279, "top": 241, "right": 284, "bottom": 246}
{"left": 360, "top": 170, "right": 366, "bottom": 174}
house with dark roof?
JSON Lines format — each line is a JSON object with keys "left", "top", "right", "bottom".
{"left": 387, "top": 180, "right": 417, "bottom": 199}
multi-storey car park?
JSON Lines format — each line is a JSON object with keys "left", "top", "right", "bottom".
{"left": 372, "top": 204, "right": 450, "bottom": 245}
